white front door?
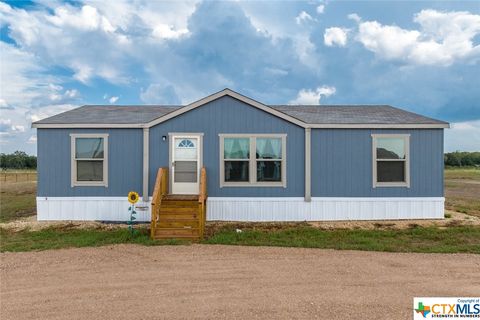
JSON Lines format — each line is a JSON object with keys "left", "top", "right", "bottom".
{"left": 171, "top": 135, "right": 201, "bottom": 194}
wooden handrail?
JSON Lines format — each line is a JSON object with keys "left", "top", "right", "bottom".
{"left": 150, "top": 167, "right": 168, "bottom": 239}
{"left": 198, "top": 167, "right": 207, "bottom": 238}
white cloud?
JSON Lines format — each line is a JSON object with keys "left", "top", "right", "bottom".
{"left": 0, "top": 118, "right": 25, "bottom": 133}
{"left": 289, "top": 86, "right": 336, "bottom": 104}
{"left": 295, "top": 11, "right": 313, "bottom": 25}
{"left": 109, "top": 96, "right": 119, "bottom": 104}
{"left": 65, "top": 89, "right": 79, "bottom": 99}
{"left": 47, "top": 5, "right": 115, "bottom": 33}
{"left": 324, "top": 27, "right": 348, "bottom": 47}
{"left": 316, "top": 5, "right": 325, "bottom": 14}
{"left": 152, "top": 24, "right": 189, "bottom": 40}
{"left": 12, "top": 125, "right": 25, "bottom": 132}
{"left": 28, "top": 104, "right": 78, "bottom": 123}
{"left": 353, "top": 10, "right": 480, "bottom": 65}
{"left": 0, "top": 1, "right": 199, "bottom": 84}
{"left": 27, "top": 135, "right": 37, "bottom": 144}
{"left": 348, "top": 13, "right": 361, "bottom": 22}
{"left": 445, "top": 119, "right": 480, "bottom": 152}
{"left": 140, "top": 83, "right": 181, "bottom": 105}
{"left": 0, "top": 119, "right": 12, "bottom": 132}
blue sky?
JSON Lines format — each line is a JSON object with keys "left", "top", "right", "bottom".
{"left": 0, "top": 0, "right": 479, "bottom": 155}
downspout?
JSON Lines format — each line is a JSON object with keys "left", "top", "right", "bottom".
{"left": 305, "top": 127, "right": 311, "bottom": 202}
{"left": 142, "top": 127, "right": 149, "bottom": 202}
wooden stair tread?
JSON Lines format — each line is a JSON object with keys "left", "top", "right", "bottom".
{"left": 163, "top": 194, "right": 199, "bottom": 201}
{"left": 154, "top": 235, "right": 200, "bottom": 240}
{"left": 160, "top": 206, "right": 199, "bottom": 211}
{"left": 150, "top": 168, "right": 206, "bottom": 241}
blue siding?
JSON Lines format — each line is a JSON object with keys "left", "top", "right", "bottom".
{"left": 311, "top": 129, "right": 444, "bottom": 197}
{"left": 149, "top": 96, "right": 305, "bottom": 197}
{"left": 37, "top": 98, "right": 444, "bottom": 199}
{"left": 37, "top": 128, "right": 143, "bottom": 196}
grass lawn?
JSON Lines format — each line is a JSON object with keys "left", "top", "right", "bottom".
{"left": 444, "top": 168, "right": 480, "bottom": 217}
{"left": 203, "top": 225, "right": 480, "bottom": 254}
{"left": 0, "top": 181, "right": 37, "bottom": 223}
{"left": 0, "top": 226, "right": 182, "bottom": 252}
{"left": 1, "top": 168, "right": 479, "bottom": 253}
{"left": 1, "top": 224, "right": 479, "bottom": 253}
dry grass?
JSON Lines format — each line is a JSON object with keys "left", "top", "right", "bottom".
{"left": 0, "top": 181, "right": 37, "bottom": 222}
{"left": 444, "top": 168, "right": 480, "bottom": 218}
{"left": 0, "top": 171, "right": 37, "bottom": 183}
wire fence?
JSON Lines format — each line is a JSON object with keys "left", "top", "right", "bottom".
{"left": 0, "top": 172, "right": 37, "bottom": 183}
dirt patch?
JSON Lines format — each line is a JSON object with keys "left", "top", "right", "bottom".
{"left": 2, "top": 209, "right": 479, "bottom": 234}
{"left": 206, "top": 210, "right": 480, "bottom": 234}
{"left": 0, "top": 215, "right": 144, "bottom": 232}
{"left": 1, "top": 245, "right": 478, "bottom": 320}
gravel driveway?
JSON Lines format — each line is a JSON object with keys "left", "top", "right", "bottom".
{"left": 1, "top": 244, "right": 479, "bottom": 319}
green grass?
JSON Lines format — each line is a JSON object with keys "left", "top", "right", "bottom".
{"left": 0, "top": 181, "right": 37, "bottom": 222}
{"left": 203, "top": 226, "right": 480, "bottom": 254}
{"left": 0, "top": 227, "right": 187, "bottom": 252}
{"left": 2, "top": 225, "right": 479, "bottom": 253}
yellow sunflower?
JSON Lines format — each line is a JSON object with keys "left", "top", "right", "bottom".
{"left": 128, "top": 191, "right": 139, "bottom": 204}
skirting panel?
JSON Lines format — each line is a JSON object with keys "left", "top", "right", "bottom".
{"left": 207, "top": 197, "right": 445, "bottom": 221}
{"left": 37, "top": 197, "right": 152, "bottom": 221}
{"left": 37, "top": 197, "right": 445, "bottom": 222}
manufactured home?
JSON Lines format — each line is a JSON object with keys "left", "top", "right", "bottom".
{"left": 32, "top": 89, "right": 448, "bottom": 238}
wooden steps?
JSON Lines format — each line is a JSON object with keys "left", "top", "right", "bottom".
{"left": 150, "top": 167, "right": 207, "bottom": 241}
{"left": 153, "top": 195, "right": 202, "bottom": 240}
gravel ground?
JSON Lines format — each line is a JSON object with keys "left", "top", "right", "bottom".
{"left": 1, "top": 245, "right": 479, "bottom": 320}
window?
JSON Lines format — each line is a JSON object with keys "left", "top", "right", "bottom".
{"left": 372, "top": 134, "right": 410, "bottom": 188}
{"left": 220, "top": 134, "right": 286, "bottom": 187}
{"left": 71, "top": 134, "right": 108, "bottom": 187}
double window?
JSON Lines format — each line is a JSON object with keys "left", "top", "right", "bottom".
{"left": 220, "top": 134, "right": 286, "bottom": 187}
{"left": 372, "top": 134, "right": 410, "bottom": 188}
{"left": 71, "top": 134, "right": 108, "bottom": 187}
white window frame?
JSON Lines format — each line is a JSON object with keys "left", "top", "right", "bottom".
{"left": 219, "top": 134, "right": 287, "bottom": 188}
{"left": 372, "top": 133, "right": 410, "bottom": 188}
{"left": 70, "top": 133, "right": 109, "bottom": 187}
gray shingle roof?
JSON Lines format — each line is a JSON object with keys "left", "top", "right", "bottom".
{"left": 34, "top": 105, "right": 182, "bottom": 124}
{"left": 33, "top": 103, "right": 448, "bottom": 126}
{"left": 270, "top": 105, "right": 448, "bottom": 125}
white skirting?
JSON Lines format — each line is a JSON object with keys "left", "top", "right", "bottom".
{"left": 37, "top": 196, "right": 444, "bottom": 221}
{"left": 206, "top": 197, "right": 445, "bottom": 221}
{"left": 36, "top": 197, "right": 152, "bottom": 221}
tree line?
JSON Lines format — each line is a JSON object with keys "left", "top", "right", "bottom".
{"left": 0, "top": 151, "right": 37, "bottom": 170}
{"left": 444, "top": 151, "right": 480, "bottom": 167}
{"left": 0, "top": 150, "right": 479, "bottom": 170}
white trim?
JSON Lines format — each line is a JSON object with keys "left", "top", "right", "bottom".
{"left": 37, "top": 196, "right": 445, "bottom": 221}
{"left": 207, "top": 197, "right": 445, "bottom": 221}
{"left": 31, "top": 89, "right": 450, "bottom": 129}
{"left": 307, "top": 123, "right": 449, "bottom": 129}
{"left": 32, "top": 123, "right": 145, "bottom": 128}
{"left": 147, "top": 89, "right": 306, "bottom": 128}
{"left": 70, "top": 133, "right": 109, "bottom": 187}
{"left": 219, "top": 134, "right": 287, "bottom": 188}
{"left": 169, "top": 133, "right": 203, "bottom": 194}
{"left": 372, "top": 134, "right": 410, "bottom": 188}
{"left": 32, "top": 122, "right": 450, "bottom": 129}
{"left": 168, "top": 132, "right": 204, "bottom": 136}
{"left": 142, "top": 128, "right": 149, "bottom": 201}
{"left": 304, "top": 128, "right": 311, "bottom": 202}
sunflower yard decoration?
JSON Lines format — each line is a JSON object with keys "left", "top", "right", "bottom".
{"left": 127, "top": 191, "right": 140, "bottom": 236}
